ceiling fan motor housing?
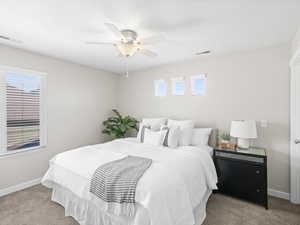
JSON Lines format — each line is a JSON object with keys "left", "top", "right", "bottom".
{"left": 121, "top": 29, "right": 138, "bottom": 43}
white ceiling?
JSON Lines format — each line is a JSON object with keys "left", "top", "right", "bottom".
{"left": 0, "top": 0, "right": 300, "bottom": 74}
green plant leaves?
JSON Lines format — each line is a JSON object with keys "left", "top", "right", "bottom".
{"left": 102, "top": 109, "right": 138, "bottom": 138}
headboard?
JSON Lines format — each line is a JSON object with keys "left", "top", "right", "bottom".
{"left": 208, "top": 129, "right": 218, "bottom": 147}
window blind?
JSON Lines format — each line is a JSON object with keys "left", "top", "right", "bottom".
{"left": 5, "top": 72, "right": 41, "bottom": 151}
{"left": 171, "top": 77, "right": 185, "bottom": 95}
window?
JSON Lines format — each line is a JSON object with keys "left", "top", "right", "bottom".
{"left": 154, "top": 80, "right": 167, "bottom": 97}
{"left": 191, "top": 75, "right": 206, "bottom": 95}
{"left": 171, "top": 77, "right": 185, "bottom": 95}
{"left": 0, "top": 66, "right": 46, "bottom": 156}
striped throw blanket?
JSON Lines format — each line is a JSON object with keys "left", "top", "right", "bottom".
{"left": 90, "top": 156, "right": 152, "bottom": 216}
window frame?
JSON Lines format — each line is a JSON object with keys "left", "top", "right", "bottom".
{"left": 0, "top": 65, "right": 47, "bottom": 157}
{"left": 154, "top": 79, "right": 167, "bottom": 97}
{"left": 190, "top": 74, "right": 207, "bottom": 96}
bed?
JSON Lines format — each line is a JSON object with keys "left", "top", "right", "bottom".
{"left": 42, "top": 137, "right": 217, "bottom": 225}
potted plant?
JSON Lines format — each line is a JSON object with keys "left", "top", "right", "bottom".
{"left": 102, "top": 109, "right": 138, "bottom": 139}
{"left": 220, "top": 132, "right": 231, "bottom": 144}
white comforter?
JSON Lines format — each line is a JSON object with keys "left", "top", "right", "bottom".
{"left": 42, "top": 138, "right": 217, "bottom": 225}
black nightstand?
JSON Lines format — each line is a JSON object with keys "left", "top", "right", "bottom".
{"left": 213, "top": 147, "right": 268, "bottom": 209}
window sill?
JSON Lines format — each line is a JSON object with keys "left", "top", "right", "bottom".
{"left": 0, "top": 145, "right": 46, "bottom": 158}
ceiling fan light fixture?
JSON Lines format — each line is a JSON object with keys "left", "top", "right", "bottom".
{"left": 116, "top": 43, "right": 138, "bottom": 57}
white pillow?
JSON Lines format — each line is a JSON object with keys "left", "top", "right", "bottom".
{"left": 143, "top": 128, "right": 168, "bottom": 146}
{"left": 191, "top": 128, "right": 212, "bottom": 146}
{"left": 142, "top": 118, "right": 167, "bottom": 130}
{"left": 137, "top": 118, "right": 167, "bottom": 141}
{"left": 161, "top": 125, "right": 180, "bottom": 148}
{"left": 167, "top": 120, "right": 194, "bottom": 146}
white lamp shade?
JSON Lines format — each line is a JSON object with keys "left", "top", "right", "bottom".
{"left": 230, "top": 120, "right": 257, "bottom": 139}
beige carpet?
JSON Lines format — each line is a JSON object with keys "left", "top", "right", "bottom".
{"left": 0, "top": 185, "right": 300, "bottom": 225}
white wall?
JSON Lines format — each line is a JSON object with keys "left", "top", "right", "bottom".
{"left": 118, "top": 44, "right": 290, "bottom": 193}
{"left": 0, "top": 44, "right": 118, "bottom": 189}
{"left": 0, "top": 43, "right": 291, "bottom": 194}
{"left": 292, "top": 28, "right": 300, "bottom": 56}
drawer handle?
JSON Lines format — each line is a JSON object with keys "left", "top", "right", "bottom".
{"left": 256, "top": 189, "right": 260, "bottom": 193}
{"left": 256, "top": 170, "right": 260, "bottom": 174}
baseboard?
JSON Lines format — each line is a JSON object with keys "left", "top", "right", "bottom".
{"left": 268, "top": 188, "right": 290, "bottom": 200}
{"left": 0, "top": 177, "right": 42, "bottom": 197}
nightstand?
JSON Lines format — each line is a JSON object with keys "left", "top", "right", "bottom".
{"left": 213, "top": 147, "right": 268, "bottom": 209}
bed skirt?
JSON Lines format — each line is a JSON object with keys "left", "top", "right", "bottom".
{"left": 51, "top": 184, "right": 211, "bottom": 225}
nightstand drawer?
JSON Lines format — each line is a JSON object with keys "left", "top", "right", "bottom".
{"left": 215, "top": 151, "right": 264, "bottom": 164}
{"left": 218, "top": 181, "right": 266, "bottom": 205}
{"left": 216, "top": 157, "right": 265, "bottom": 184}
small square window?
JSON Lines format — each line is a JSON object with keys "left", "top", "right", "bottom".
{"left": 191, "top": 75, "right": 206, "bottom": 95}
{"left": 171, "top": 77, "right": 185, "bottom": 95}
{"left": 154, "top": 80, "right": 167, "bottom": 96}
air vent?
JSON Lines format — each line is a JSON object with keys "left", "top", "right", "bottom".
{"left": 0, "top": 35, "right": 22, "bottom": 44}
{"left": 0, "top": 35, "right": 10, "bottom": 41}
{"left": 196, "top": 50, "right": 211, "bottom": 55}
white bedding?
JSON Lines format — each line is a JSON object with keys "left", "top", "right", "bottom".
{"left": 42, "top": 138, "right": 217, "bottom": 225}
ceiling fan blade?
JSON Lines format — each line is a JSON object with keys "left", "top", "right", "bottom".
{"left": 104, "top": 23, "right": 125, "bottom": 40}
{"left": 138, "top": 48, "right": 158, "bottom": 57}
{"left": 85, "top": 41, "right": 114, "bottom": 45}
{"left": 140, "top": 34, "right": 164, "bottom": 45}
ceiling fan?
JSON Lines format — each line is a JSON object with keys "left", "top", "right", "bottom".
{"left": 86, "top": 23, "right": 162, "bottom": 58}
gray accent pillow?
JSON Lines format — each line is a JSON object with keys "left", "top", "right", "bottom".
{"left": 161, "top": 126, "right": 170, "bottom": 146}
{"left": 160, "top": 125, "right": 180, "bottom": 148}
{"left": 140, "top": 125, "right": 151, "bottom": 143}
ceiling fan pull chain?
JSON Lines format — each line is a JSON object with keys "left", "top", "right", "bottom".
{"left": 125, "top": 57, "right": 129, "bottom": 78}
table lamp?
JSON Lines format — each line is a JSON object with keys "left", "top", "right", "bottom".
{"left": 230, "top": 120, "right": 257, "bottom": 149}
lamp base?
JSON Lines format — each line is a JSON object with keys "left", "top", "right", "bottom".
{"left": 237, "top": 138, "right": 250, "bottom": 149}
